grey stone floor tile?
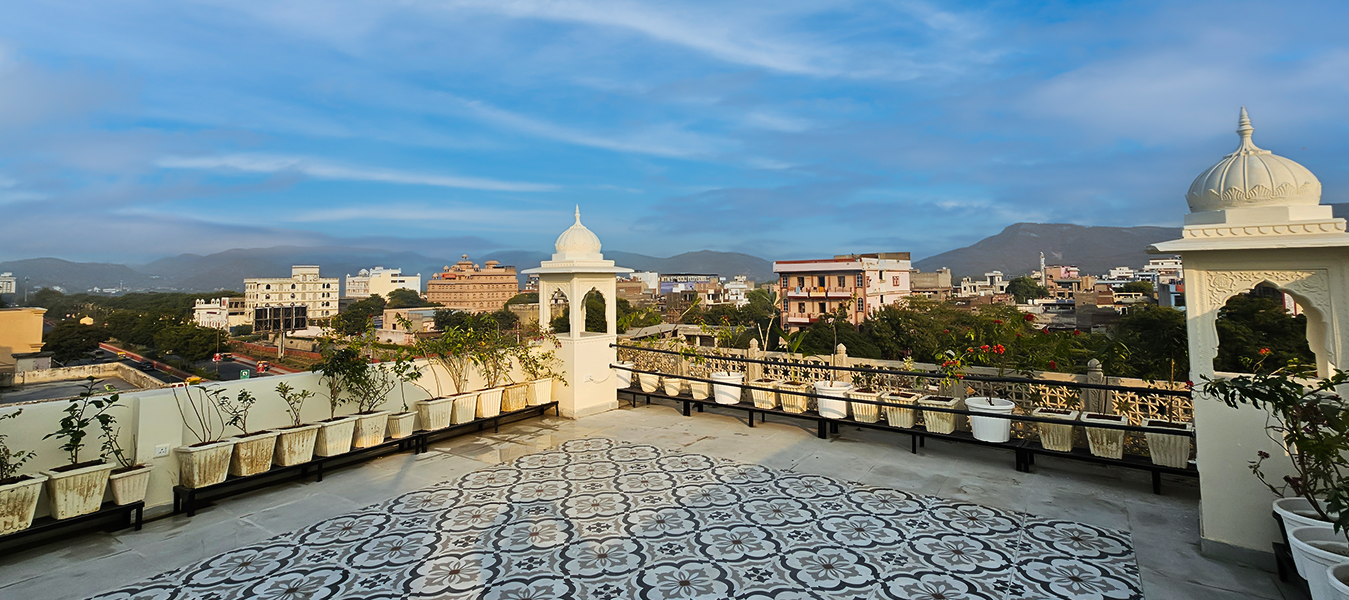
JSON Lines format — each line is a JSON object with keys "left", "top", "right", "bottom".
{"left": 240, "top": 491, "right": 364, "bottom": 535}
{"left": 0, "top": 548, "right": 157, "bottom": 600}
{"left": 0, "top": 529, "right": 129, "bottom": 585}
{"left": 1140, "top": 567, "right": 1288, "bottom": 600}
{"left": 122, "top": 513, "right": 275, "bottom": 564}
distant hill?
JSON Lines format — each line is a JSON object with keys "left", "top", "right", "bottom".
{"left": 913, "top": 223, "right": 1183, "bottom": 280}
{"left": 0, "top": 258, "right": 162, "bottom": 292}
{"left": 605, "top": 250, "right": 774, "bottom": 282}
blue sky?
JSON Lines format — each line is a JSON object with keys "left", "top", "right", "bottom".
{"left": 1, "top": 0, "right": 1346, "bottom": 264}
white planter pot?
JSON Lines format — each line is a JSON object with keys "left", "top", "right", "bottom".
{"left": 352, "top": 411, "right": 391, "bottom": 449}
{"left": 477, "top": 388, "right": 503, "bottom": 418}
{"left": 777, "top": 381, "right": 812, "bottom": 414}
{"left": 314, "top": 416, "right": 357, "bottom": 457}
{"left": 749, "top": 378, "right": 780, "bottom": 409}
{"left": 387, "top": 412, "right": 416, "bottom": 439}
{"left": 883, "top": 391, "right": 920, "bottom": 428}
{"left": 174, "top": 440, "right": 235, "bottom": 489}
{"left": 229, "top": 431, "right": 279, "bottom": 477}
{"left": 919, "top": 395, "right": 960, "bottom": 434}
{"left": 416, "top": 396, "right": 456, "bottom": 431}
{"left": 273, "top": 424, "right": 319, "bottom": 466}
{"left": 638, "top": 373, "right": 660, "bottom": 393}
{"left": 846, "top": 389, "right": 882, "bottom": 423}
{"left": 502, "top": 383, "right": 529, "bottom": 412}
{"left": 662, "top": 376, "right": 685, "bottom": 397}
{"left": 1032, "top": 408, "right": 1079, "bottom": 452}
{"left": 1276, "top": 497, "right": 1337, "bottom": 538}
{"left": 40, "top": 461, "right": 116, "bottom": 520}
{"left": 814, "top": 381, "right": 852, "bottom": 419}
{"left": 1144, "top": 419, "right": 1193, "bottom": 468}
{"left": 1082, "top": 413, "right": 1127, "bottom": 459}
{"left": 710, "top": 372, "right": 744, "bottom": 405}
{"left": 452, "top": 391, "right": 480, "bottom": 424}
{"left": 690, "top": 380, "right": 711, "bottom": 401}
{"left": 966, "top": 397, "right": 1016, "bottom": 443}
{"left": 1327, "top": 563, "right": 1349, "bottom": 600}
{"left": 1290, "top": 526, "right": 1349, "bottom": 598}
{"left": 0, "top": 474, "right": 48, "bottom": 535}
{"left": 613, "top": 362, "right": 635, "bottom": 388}
{"left": 528, "top": 378, "right": 553, "bottom": 406}
{"left": 108, "top": 465, "right": 153, "bottom": 506}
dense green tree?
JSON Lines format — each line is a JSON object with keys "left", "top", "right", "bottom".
{"left": 1103, "top": 305, "right": 1187, "bottom": 380}
{"left": 333, "top": 295, "right": 387, "bottom": 337}
{"left": 1006, "top": 276, "right": 1049, "bottom": 303}
{"left": 1214, "top": 294, "right": 1315, "bottom": 373}
{"left": 44, "top": 322, "right": 110, "bottom": 363}
{"left": 152, "top": 323, "right": 223, "bottom": 362}
{"left": 385, "top": 288, "right": 435, "bottom": 309}
{"left": 551, "top": 290, "right": 609, "bottom": 333}
{"left": 1121, "top": 281, "right": 1155, "bottom": 296}
{"left": 506, "top": 292, "right": 539, "bottom": 305}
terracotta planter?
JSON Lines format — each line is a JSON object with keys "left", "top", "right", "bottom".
{"left": 387, "top": 412, "right": 416, "bottom": 439}
{"left": 661, "top": 376, "right": 685, "bottom": 397}
{"left": 1032, "top": 408, "right": 1079, "bottom": 452}
{"left": 847, "top": 389, "right": 883, "bottom": 423}
{"left": 919, "top": 395, "right": 960, "bottom": 434}
{"left": 882, "top": 391, "right": 920, "bottom": 428}
{"left": 352, "top": 411, "right": 391, "bottom": 449}
{"left": 1082, "top": 413, "right": 1126, "bottom": 459}
{"left": 416, "top": 396, "right": 456, "bottom": 431}
{"left": 613, "top": 361, "right": 635, "bottom": 388}
{"left": 40, "top": 461, "right": 116, "bottom": 520}
{"left": 638, "top": 373, "right": 660, "bottom": 393}
{"left": 748, "top": 378, "right": 780, "bottom": 409}
{"left": 175, "top": 440, "right": 235, "bottom": 489}
{"left": 1289, "top": 526, "right": 1349, "bottom": 599}
{"left": 273, "top": 424, "right": 319, "bottom": 466}
{"left": 108, "top": 465, "right": 153, "bottom": 505}
{"left": 502, "top": 383, "right": 529, "bottom": 412}
{"left": 528, "top": 378, "right": 553, "bottom": 406}
{"left": 452, "top": 391, "right": 480, "bottom": 424}
{"left": 1144, "top": 419, "right": 1193, "bottom": 468}
{"left": 477, "top": 388, "right": 504, "bottom": 418}
{"left": 0, "top": 474, "right": 48, "bottom": 535}
{"left": 314, "top": 416, "right": 357, "bottom": 457}
{"left": 229, "top": 431, "right": 279, "bottom": 477}
{"left": 776, "top": 381, "right": 812, "bottom": 414}
{"left": 690, "top": 380, "right": 711, "bottom": 401}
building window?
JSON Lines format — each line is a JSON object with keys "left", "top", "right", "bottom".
{"left": 796, "top": 277, "right": 805, "bottom": 287}
{"left": 798, "top": 302, "right": 806, "bottom": 313}
{"left": 856, "top": 274, "right": 864, "bottom": 287}
{"left": 265, "top": 284, "right": 271, "bottom": 290}
{"left": 817, "top": 276, "right": 826, "bottom": 288}
{"left": 818, "top": 302, "right": 826, "bottom": 313}
{"left": 893, "top": 276, "right": 900, "bottom": 286}
{"left": 856, "top": 299, "right": 864, "bottom": 312}
{"left": 837, "top": 276, "right": 846, "bottom": 287}
{"left": 291, "top": 284, "right": 296, "bottom": 289}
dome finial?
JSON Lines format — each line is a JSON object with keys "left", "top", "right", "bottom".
{"left": 574, "top": 205, "right": 581, "bottom": 223}
{"left": 1233, "top": 106, "right": 1261, "bottom": 154}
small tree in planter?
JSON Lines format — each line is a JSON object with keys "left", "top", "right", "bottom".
{"left": 274, "top": 383, "right": 319, "bottom": 467}
{"left": 219, "top": 389, "right": 279, "bottom": 476}
{"left": 0, "top": 409, "right": 45, "bottom": 534}
{"left": 386, "top": 348, "right": 425, "bottom": 438}
{"left": 512, "top": 327, "right": 564, "bottom": 409}
{"left": 470, "top": 319, "right": 515, "bottom": 418}
{"left": 918, "top": 350, "right": 964, "bottom": 434}
{"left": 311, "top": 343, "right": 368, "bottom": 456}
{"left": 102, "top": 423, "right": 151, "bottom": 505}
{"left": 172, "top": 384, "right": 235, "bottom": 489}
{"left": 40, "top": 378, "right": 123, "bottom": 519}
{"left": 347, "top": 356, "right": 399, "bottom": 448}
{"left": 848, "top": 367, "right": 883, "bottom": 423}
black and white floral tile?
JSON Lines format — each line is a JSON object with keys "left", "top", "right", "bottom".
{"left": 91, "top": 438, "right": 1143, "bottom": 600}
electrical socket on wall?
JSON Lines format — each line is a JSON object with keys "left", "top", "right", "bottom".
{"left": 154, "top": 444, "right": 171, "bottom": 458}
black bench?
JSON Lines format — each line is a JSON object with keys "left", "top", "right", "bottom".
{"left": 0, "top": 501, "right": 143, "bottom": 556}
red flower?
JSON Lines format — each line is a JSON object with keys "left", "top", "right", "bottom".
{"left": 1259, "top": 348, "right": 1272, "bottom": 355}
{"left": 980, "top": 344, "right": 990, "bottom": 351}
{"left": 1023, "top": 313, "right": 1035, "bottom": 322}
{"left": 1073, "top": 330, "right": 1082, "bottom": 336}
{"left": 967, "top": 347, "right": 974, "bottom": 353}
{"left": 1048, "top": 360, "right": 1057, "bottom": 370}
{"left": 993, "top": 319, "right": 1003, "bottom": 324}
{"left": 1257, "top": 450, "right": 1271, "bottom": 460}
{"left": 1185, "top": 380, "right": 1194, "bottom": 389}
{"left": 994, "top": 344, "right": 1005, "bottom": 354}
{"left": 943, "top": 329, "right": 950, "bottom": 334}
{"left": 1015, "top": 333, "right": 1022, "bottom": 338}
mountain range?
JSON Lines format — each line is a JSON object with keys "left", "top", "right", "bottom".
{"left": 7, "top": 208, "right": 1348, "bottom": 294}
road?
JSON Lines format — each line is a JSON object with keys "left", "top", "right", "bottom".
{"left": 95, "top": 344, "right": 186, "bottom": 384}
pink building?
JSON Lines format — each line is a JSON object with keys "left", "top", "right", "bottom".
{"left": 774, "top": 253, "right": 912, "bottom": 330}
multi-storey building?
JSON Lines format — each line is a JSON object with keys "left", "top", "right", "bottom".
{"left": 722, "top": 276, "right": 753, "bottom": 307}
{"left": 1142, "top": 257, "right": 1183, "bottom": 285}
{"left": 0, "top": 273, "right": 15, "bottom": 296}
{"left": 425, "top": 256, "right": 519, "bottom": 312}
{"left": 344, "top": 267, "right": 422, "bottom": 299}
{"left": 243, "top": 266, "right": 340, "bottom": 322}
{"left": 910, "top": 268, "right": 953, "bottom": 300}
{"left": 958, "top": 271, "right": 1009, "bottom": 297}
{"left": 192, "top": 297, "right": 248, "bottom": 330}
{"left": 774, "top": 252, "right": 911, "bottom": 330}
{"left": 658, "top": 273, "right": 717, "bottom": 294}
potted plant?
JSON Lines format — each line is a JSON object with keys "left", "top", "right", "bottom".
{"left": 775, "top": 331, "right": 814, "bottom": 414}
{"left": 613, "top": 360, "right": 635, "bottom": 388}
{"left": 172, "top": 384, "right": 236, "bottom": 489}
{"left": 425, "top": 327, "right": 477, "bottom": 427}
{"left": 470, "top": 320, "right": 513, "bottom": 419}
{"left": 920, "top": 350, "right": 964, "bottom": 434}
{"left": 0, "top": 409, "right": 45, "bottom": 535}
{"left": 41, "top": 378, "right": 121, "bottom": 519}
{"left": 273, "top": 383, "right": 319, "bottom": 467}
{"left": 1143, "top": 399, "right": 1193, "bottom": 469}
{"left": 386, "top": 350, "right": 422, "bottom": 438}
{"left": 748, "top": 377, "right": 780, "bottom": 409}
{"left": 814, "top": 379, "right": 852, "bottom": 419}
{"left": 847, "top": 369, "right": 883, "bottom": 423}
{"left": 103, "top": 424, "right": 152, "bottom": 505}
{"left": 347, "top": 358, "right": 397, "bottom": 449}
{"left": 662, "top": 374, "right": 686, "bottom": 397}
{"left": 638, "top": 371, "right": 661, "bottom": 393}
{"left": 218, "top": 389, "right": 278, "bottom": 477}
{"left": 312, "top": 345, "right": 362, "bottom": 457}
{"left": 1081, "top": 399, "right": 1129, "bottom": 459}
{"left": 884, "top": 391, "right": 922, "bottom": 428}
{"left": 1031, "top": 399, "right": 1079, "bottom": 452}
{"left": 514, "top": 331, "right": 563, "bottom": 407}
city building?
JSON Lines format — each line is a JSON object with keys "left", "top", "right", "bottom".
{"left": 774, "top": 252, "right": 912, "bottom": 330}
{"left": 192, "top": 297, "right": 248, "bottom": 330}
{"left": 958, "top": 271, "right": 1010, "bottom": 297}
{"left": 722, "top": 276, "right": 753, "bottom": 307}
{"left": 0, "top": 272, "right": 15, "bottom": 296}
{"left": 616, "top": 277, "right": 656, "bottom": 306}
{"left": 375, "top": 307, "right": 440, "bottom": 345}
{"left": 1142, "top": 257, "right": 1184, "bottom": 285}
{"left": 629, "top": 271, "right": 660, "bottom": 291}
{"left": 344, "top": 267, "right": 422, "bottom": 299}
{"left": 243, "top": 266, "right": 340, "bottom": 325}
{"left": 910, "top": 268, "right": 953, "bottom": 300}
{"left": 658, "top": 273, "right": 717, "bottom": 294}
{"left": 1042, "top": 265, "right": 1094, "bottom": 299}
{"left": 0, "top": 307, "right": 46, "bottom": 373}
{"left": 425, "top": 256, "right": 519, "bottom": 312}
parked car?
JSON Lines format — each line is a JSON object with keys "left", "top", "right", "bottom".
{"left": 137, "top": 360, "right": 155, "bottom": 371}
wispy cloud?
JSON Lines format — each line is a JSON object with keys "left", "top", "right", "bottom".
{"left": 155, "top": 154, "right": 559, "bottom": 192}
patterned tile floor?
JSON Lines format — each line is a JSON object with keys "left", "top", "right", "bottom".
{"left": 92, "top": 438, "right": 1142, "bottom": 600}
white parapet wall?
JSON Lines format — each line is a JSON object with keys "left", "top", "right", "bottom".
{"left": 8, "top": 361, "right": 167, "bottom": 391}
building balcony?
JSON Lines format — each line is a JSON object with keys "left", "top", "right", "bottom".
{"left": 785, "top": 286, "right": 856, "bottom": 298}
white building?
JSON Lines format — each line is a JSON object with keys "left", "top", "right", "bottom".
{"left": 244, "top": 266, "right": 340, "bottom": 321}
{"left": 958, "top": 271, "right": 1010, "bottom": 297}
{"left": 193, "top": 297, "right": 248, "bottom": 330}
{"left": 344, "top": 267, "right": 422, "bottom": 299}
{"left": 1142, "top": 257, "right": 1183, "bottom": 285}
{"left": 723, "top": 276, "right": 753, "bottom": 307}
{"left": 775, "top": 252, "right": 912, "bottom": 329}
{"left": 0, "top": 273, "right": 15, "bottom": 295}
{"left": 630, "top": 271, "right": 660, "bottom": 291}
